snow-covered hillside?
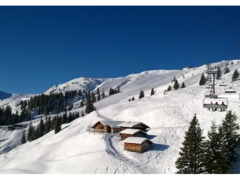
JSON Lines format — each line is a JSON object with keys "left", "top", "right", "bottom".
{"left": 1, "top": 60, "right": 240, "bottom": 174}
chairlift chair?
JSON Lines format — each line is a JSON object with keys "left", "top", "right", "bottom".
{"left": 219, "top": 81, "right": 227, "bottom": 86}
{"left": 203, "top": 96, "right": 228, "bottom": 110}
{"left": 225, "top": 87, "right": 236, "bottom": 93}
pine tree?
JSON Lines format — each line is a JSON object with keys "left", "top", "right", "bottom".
{"left": 199, "top": 74, "right": 207, "bottom": 85}
{"left": 39, "top": 118, "right": 45, "bottom": 137}
{"left": 173, "top": 80, "right": 180, "bottom": 90}
{"left": 54, "top": 116, "right": 62, "bottom": 134}
{"left": 139, "top": 90, "right": 145, "bottom": 99}
{"left": 216, "top": 67, "right": 221, "bottom": 80}
{"left": 27, "top": 122, "right": 34, "bottom": 141}
{"left": 85, "top": 93, "right": 95, "bottom": 114}
{"left": 175, "top": 114, "right": 205, "bottom": 174}
{"left": 232, "top": 69, "right": 239, "bottom": 81}
{"left": 150, "top": 88, "right": 154, "bottom": 96}
{"left": 91, "top": 92, "right": 96, "bottom": 103}
{"left": 173, "top": 76, "right": 176, "bottom": 82}
{"left": 204, "top": 121, "right": 227, "bottom": 173}
{"left": 132, "top": 96, "right": 135, "bottom": 101}
{"left": 167, "top": 85, "right": 172, "bottom": 91}
{"left": 231, "top": 61, "right": 234, "bottom": 65}
{"left": 97, "top": 93, "right": 101, "bottom": 101}
{"left": 101, "top": 90, "right": 105, "bottom": 98}
{"left": 96, "top": 88, "right": 100, "bottom": 95}
{"left": 44, "top": 116, "right": 52, "bottom": 134}
{"left": 221, "top": 111, "right": 239, "bottom": 164}
{"left": 224, "top": 67, "right": 230, "bottom": 74}
{"left": 21, "top": 130, "right": 26, "bottom": 144}
{"left": 181, "top": 82, "right": 186, "bottom": 88}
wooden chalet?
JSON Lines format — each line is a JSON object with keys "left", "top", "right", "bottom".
{"left": 123, "top": 137, "right": 152, "bottom": 153}
{"left": 117, "top": 121, "right": 150, "bottom": 131}
{"left": 120, "top": 129, "right": 147, "bottom": 140}
{"left": 91, "top": 120, "right": 124, "bottom": 133}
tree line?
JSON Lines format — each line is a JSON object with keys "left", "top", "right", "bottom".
{"left": 21, "top": 111, "right": 81, "bottom": 144}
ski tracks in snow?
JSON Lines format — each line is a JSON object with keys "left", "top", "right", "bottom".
{"left": 103, "top": 133, "right": 158, "bottom": 174}
{"left": 96, "top": 110, "right": 157, "bottom": 174}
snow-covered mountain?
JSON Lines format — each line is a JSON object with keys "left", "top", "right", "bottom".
{"left": 1, "top": 60, "right": 240, "bottom": 174}
{"left": 44, "top": 77, "right": 106, "bottom": 95}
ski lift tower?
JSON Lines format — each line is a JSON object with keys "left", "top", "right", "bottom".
{"left": 206, "top": 64, "right": 218, "bottom": 98}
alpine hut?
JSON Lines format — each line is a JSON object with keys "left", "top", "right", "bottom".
{"left": 118, "top": 121, "right": 150, "bottom": 131}
{"left": 120, "top": 129, "right": 147, "bottom": 140}
{"left": 91, "top": 120, "right": 124, "bottom": 133}
{"left": 123, "top": 137, "right": 153, "bottom": 153}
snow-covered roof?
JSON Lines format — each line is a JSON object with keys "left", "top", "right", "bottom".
{"left": 120, "top": 128, "right": 147, "bottom": 135}
{"left": 99, "top": 120, "right": 125, "bottom": 128}
{"left": 117, "top": 121, "right": 150, "bottom": 128}
{"left": 123, "top": 137, "right": 152, "bottom": 144}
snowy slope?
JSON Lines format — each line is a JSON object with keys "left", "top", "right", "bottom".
{"left": 1, "top": 60, "right": 240, "bottom": 174}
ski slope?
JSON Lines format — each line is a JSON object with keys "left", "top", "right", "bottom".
{"left": 0, "top": 60, "right": 240, "bottom": 174}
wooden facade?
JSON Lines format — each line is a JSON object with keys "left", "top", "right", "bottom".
{"left": 124, "top": 140, "right": 152, "bottom": 153}
{"left": 120, "top": 131, "right": 147, "bottom": 140}
{"left": 91, "top": 120, "right": 124, "bottom": 134}
{"left": 92, "top": 121, "right": 109, "bottom": 133}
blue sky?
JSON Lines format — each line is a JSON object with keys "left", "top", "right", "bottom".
{"left": 0, "top": 6, "right": 240, "bottom": 94}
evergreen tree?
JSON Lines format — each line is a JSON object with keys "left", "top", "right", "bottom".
{"left": 175, "top": 114, "right": 205, "bottom": 174}
{"left": 221, "top": 111, "right": 239, "bottom": 164}
{"left": 81, "top": 110, "right": 85, "bottom": 117}
{"left": 39, "top": 118, "right": 45, "bottom": 137}
{"left": 97, "top": 93, "right": 101, "bottom": 101}
{"left": 199, "top": 74, "right": 207, "bottom": 85}
{"left": 96, "top": 88, "right": 100, "bottom": 95}
{"left": 62, "top": 113, "right": 67, "bottom": 124}
{"left": 173, "top": 80, "right": 180, "bottom": 90}
{"left": 101, "top": 90, "right": 105, "bottom": 98}
{"left": 181, "top": 82, "right": 186, "bottom": 88}
{"left": 91, "top": 92, "right": 96, "bottom": 103}
{"left": 150, "top": 88, "right": 154, "bottom": 96}
{"left": 85, "top": 94, "right": 95, "bottom": 114}
{"left": 173, "top": 76, "right": 176, "bottom": 82}
{"left": 54, "top": 116, "right": 62, "bottom": 134}
{"left": 27, "top": 122, "right": 34, "bottom": 141}
{"left": 204, "top": 121, "right": 227, "bottom": 173}
{"left": 224, "top": 67, "right": 230, "bottom": 74}
{"left": 139, "top": 90, "right": 145, "bottom": 99}
{"left": 216, "top": 67, "right": 221, "bottom": 80}
{"left": 167, "top": 85, "right": 172, "bottom": 91}
{"left": 21, "top": 130, "right": 26, "bottom": 144}
{"left": 232, "top": 69, "right": 239, "bottom": 81}
{"left": 231, "top": 61, "right": 234, "bottom": 65}
{"left": 44, "top": 116, "right": 52, "bottom": 134}
{"left": 132, "top": 96, "right": 135, "bottom": 101}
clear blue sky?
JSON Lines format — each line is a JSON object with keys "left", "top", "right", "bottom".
{"left": 0, "top": 6, "right": 240, "bottom": 94}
